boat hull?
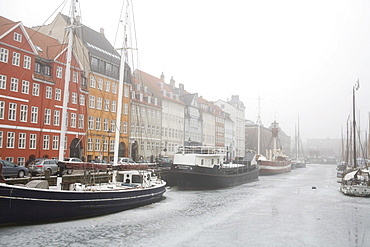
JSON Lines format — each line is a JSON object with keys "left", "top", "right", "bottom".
{"left": 259, "top": 160, "right": 291, "bottom": 175}
{"left": 170, "top": 165, "right": 259, "bottom": 189}
{"left": 0, "top": 183, "right": 166, "bottom": 226}
{"left": 340, "top": 183, "right": 370, "bottom": 197}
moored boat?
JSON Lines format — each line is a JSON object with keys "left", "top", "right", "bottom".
{"left": 169, "top": 146, "right": 259, "bottom": 189}
{"left": 340, "top": 168, "right": 370, "bottom": 197}
{"left": 0, "top": 169, "right": 166, "bottom": 226}
{"left": 258, "top": 121, "right": 291, "bottom": 175}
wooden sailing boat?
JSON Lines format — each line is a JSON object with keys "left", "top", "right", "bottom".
{"left": 340, "top": 80, "right": 370, "bottom": 197}
{"left": 0, "top": 0, "right": 166, "bottom": 226}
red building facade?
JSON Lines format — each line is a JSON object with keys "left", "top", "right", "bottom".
{"left": 0, "top": 16, "right": 87, "bottom": 165}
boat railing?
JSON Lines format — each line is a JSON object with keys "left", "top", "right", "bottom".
{"left": 177, "top": 146, "right": 227, "bottom": 155}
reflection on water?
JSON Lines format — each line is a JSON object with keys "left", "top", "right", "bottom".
{"left": 1, "top": 164, "right": 370, "bottom": 246}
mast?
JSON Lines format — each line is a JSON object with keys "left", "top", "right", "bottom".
{"left": 113, "top": 1, "right": 130, "bottom": 165}
{"left": 353, "top": 79, "right": 359, "bottom": 168}
{"left": 257, "top": 96, "right": 261, "bottom": 154}
{"left": 59, "top": 0, "right": 76, "bottom": 161}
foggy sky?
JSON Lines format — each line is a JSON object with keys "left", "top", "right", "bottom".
{"left": 2, "top": 0, "right": 370, "bottom": 142}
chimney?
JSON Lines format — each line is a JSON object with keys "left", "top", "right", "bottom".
{"left": 179, "top": 83, "right": 184, "bottom": 92}
{"left": 100, "top": 28, "right": 105, "bottom": 36}
{"left": 160, "top": 72, "right": 165, "bottom": 82}
{"left": 170, "top": 76, "right": 175, "bottom": 87}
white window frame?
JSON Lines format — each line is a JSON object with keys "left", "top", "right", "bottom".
{"left": 18, "top": 133, "right": 26, "bottom": 149}
{"left": 22, "top": 80, "right": 29, "bottom": 94}
{"left": 46, "top": 86, "right": 52, "bottom": 99}
{"left": 20, "top": 104, "right": 28, "bottom": 122}
{"left": 29, "top": 134, "right": 36, "bottom": 149}
{"left": 56, "top": 66, "right": 63, "bottom": 78}
{"left": 0, "top": 74, "right": 7, "bottom": 89}
{"left": 10, "top": 78, "right": 18, "bottom": 92}
{"left": 32, "top": 83, "right": 40, "bottom": 96}
{"left": 12, "top": 52, "right": 20, "bottom": 66}
{"left": 31, "top": 106, "right": 38, "bottom": 123}
{"left": 0, "top": 48, "right": 9, "bottom": 63}
{"left": 8, "top": 103, "right": 16, "bottom": 121}
{"left": 23, "top": 55, "right": 31, "bottom": 69}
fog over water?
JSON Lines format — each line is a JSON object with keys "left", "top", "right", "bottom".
{"left": 2, "top": 0, "right": 370, "bottom": 141}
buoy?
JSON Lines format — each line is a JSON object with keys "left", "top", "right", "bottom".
{"left": 312, "top": 186, "right": 316, "bottom": 189}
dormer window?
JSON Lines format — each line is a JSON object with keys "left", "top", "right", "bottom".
{"left": 14, "top": 33, "right": 22, "bottom": 42}
{"left": 34, "top": 62, "right": 41, "bottom": 73}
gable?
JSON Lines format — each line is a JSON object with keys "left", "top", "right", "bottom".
{"left": 0, "top": 22, "right": 38, "bottom": 54}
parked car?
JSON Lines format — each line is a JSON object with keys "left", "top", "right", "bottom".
{"left": 117, "top": 157, "right": 136, "bottom": 165}
{"left": 64, "top": 157, "right": 83, "bottom": 163}
{"left": 156, "top": 157, "right": 173, "bottom": 167}
{"left": 0, "top": 160, "right": 29, "bottom": 178}
{"left": 28, "top": 158, "right": 59, "bottom": 176}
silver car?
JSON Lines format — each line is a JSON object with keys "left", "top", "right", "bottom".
{"left": 28, "top": 158, "right": 59, "bottom": 176}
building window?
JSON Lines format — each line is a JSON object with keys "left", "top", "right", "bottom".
{"left": 54, "top": 110, "right": 60, "bottom": 126}
{"left": 105, "top": 80, "right": 110, "bottom": 92}
{"left": 95, "top": 117, "right": 101, "bottom": 130}
{"left": 72, "top": 92, "right": 77, "bottom": 104}
{"left": 32, "top": 83, "right": 40, "bottom": 96}
{"left": 95, "top": 139, "right": 100, "bottom": 152}
{"left": 0, "top": 48, "right": 9, "bottom": 63}
{"left": 22, "top": 80, "right": 29, "bottom": 94}
{"left": 46, "top": 86, "right": 52, "bottom": 99}
{"left": 12, "top": 52, "right": 20, "bottom": 66}
{"left": 70, "top": 113, "right": 76, "bottom": 128}
{"left": 20, "top": 105, "right": 28, "bottom": 122}
{"left": 0, "top": 101, "right": 4, "bottom": 119}
{"left": 17, "top": 157, "right": 25, "bottom": 166}
{"left": 7, "top": 132, "right": 15, "bottom": 148}
{"left": 123, "top": 121, "right": 127, "bottom": 134}
{"left": 124, "top": 103, "right": 128, "bottom": 115}
{"left": 78, "top": 114, "right": 84, "bottom": 129}
{"left": 112, "top": 82, "right": 117, "bottom": 94}
{"left": 111, "top": 100, "right": 116, "bottom": 112}
{"left": 89, "top": 95, "right": 95, "bottom": 108}
{"left": 23, "top": 55, "right": 31, "bottom": 69}
{"left": 43, "top": 66, "right": 51, "bottom": 76}
{"left": 44, "top": 109, "right": 51, "bottom": 125}
{"left": 31, "top": 106, "right": 38, "bottom": 123}
{"left": 88, "top": 116, "right": 94, "bottom": 130}
{"left": 110, "top": 120, "right": 115, "bottom": 133}
{"left": 79, "top": 95, "right": 85, "bottom": 105}
{"left": 10, "top": 78, "right": 18, "bottom": 92}
{"left": 97, "top": 78, "right": 103, "bottom": 90}
{"left": 34, "top": 62, "right": 41, "bottom": 73}
{"left": 104, "top": 99, "right": 109, "bottom": 111}
{"left": 52, "top": 136, "right": 59, "bottom": 150}
{"left": 0, "top": 74, "right": 6, "bottom": 89}
{"left": 55, "top": 88, "right": 61, "bottom": 101}
{"left": 0, "top": 131, "right": 3, "bottom": 148}
{"left": 90, "top": 75, "right": 96, "bottom": 88}
{"left": 18, "top": 133, "right": 26, "bottom": 149}
{"left": 14, "top": 32, "right": 22, "bottom": 42}
{"left": 43, "top": 135, "right": 50, "bottom": 150}
{"left": 56, "top": 66, "right": 63, "bottom": 78}
{"left": 73, "top": 71, "right": 78, "bottom": 83}
{"left": 8, "top": 103, "right": 16, "bottom": 121}
{"left": 124, "top": 86, "right": 129, "bottom": 97}
{"left": 103, "top": 118, "right": 109, "bottom": 131}
{"left": 87, "top": 138, "right": 93, "bottom": 151}
{"left": 96, "top": 97, "right": 102, "bottom": 110}
{"left": 29, "top": 134, "right": 36, "bottom": 149}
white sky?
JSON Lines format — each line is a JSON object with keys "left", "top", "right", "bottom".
{"left": 2, "top": 0, "right": 370, "bottom": 142}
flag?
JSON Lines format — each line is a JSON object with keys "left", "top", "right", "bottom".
{"left": 355, "top": 78, "right": 360, "bottom": 90}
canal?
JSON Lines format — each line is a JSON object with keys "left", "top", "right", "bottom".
{"left": 0, "top": 164, "right": 369, "bottom": 247}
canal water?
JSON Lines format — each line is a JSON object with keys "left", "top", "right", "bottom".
{"left": 1, "top": 164, "right": 370, "bottom": 247}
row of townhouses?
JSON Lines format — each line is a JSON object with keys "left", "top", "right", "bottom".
{"left": 0, "top": 14, "right": 290, "bottom": 165}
